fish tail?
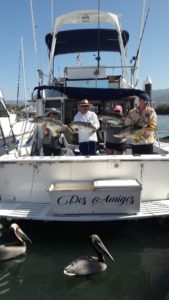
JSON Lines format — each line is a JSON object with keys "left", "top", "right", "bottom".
{"left": 67, "top": 125, "right": 76, "bottom": 134}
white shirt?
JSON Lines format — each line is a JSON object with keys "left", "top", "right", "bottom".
{"left": 73, "top": 111, "right": 100, "bottom": 143}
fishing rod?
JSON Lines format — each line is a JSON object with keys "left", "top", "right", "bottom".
{"left": 132, "top": 6, "right": 150, "bottom": 70}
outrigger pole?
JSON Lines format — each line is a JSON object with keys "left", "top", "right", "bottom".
{"left": 96, "top": 0, "right": 101, "bottom": 70}
{"left": 132, "top": 0, "right": 150, "bottom": 85}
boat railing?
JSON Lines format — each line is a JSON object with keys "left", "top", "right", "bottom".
{"left": 63, "top": 65, "right": 134, "bottom": 88}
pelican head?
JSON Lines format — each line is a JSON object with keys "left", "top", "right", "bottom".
{"left": 64, "top": 234, "right": 114, "bottom": 276}
{"left": 90, "top": 234, "right": 115, "bottom": 263}
{"left": 10, "top": 223, "right": 32, "bottom": 244}
{"left": 0, "top": 223, "right": 32, "bottom": 261}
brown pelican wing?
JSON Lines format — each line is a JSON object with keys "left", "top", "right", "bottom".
{"left": 64, "top": 256, "right": 107, "bottom": 276}
{"left": 0, "top": 244, "right": 26, "bottom": 261}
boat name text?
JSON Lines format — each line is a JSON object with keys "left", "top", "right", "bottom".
{"left": 56, "top": 194, "right": 135, "bottom": 206}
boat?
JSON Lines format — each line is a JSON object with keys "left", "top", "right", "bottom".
{"left": 0, "top": 89, "right": 34, "bottom": 155}
{"left": 0, "top": 9, "right": 169, "bottom": 222}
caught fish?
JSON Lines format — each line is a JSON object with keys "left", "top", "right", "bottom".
{"left": 31, "top": 116, "right": 65, "bottom": 136}
{"left": 99, "top": 114, "right": 123, "bottom": 127}
{"left": 113, "top": 126, "right": 146, "bottom": 142}
{"left": 68, "top": 121, "right": 96, "bottom": 134}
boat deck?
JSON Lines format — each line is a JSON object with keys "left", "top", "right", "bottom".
{"left": 0, "top": 199, "right": 169, "bottom": 221}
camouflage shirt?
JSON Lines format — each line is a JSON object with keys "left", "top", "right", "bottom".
{"left": 125, "top": 106, "right": 157, "bottom": 145}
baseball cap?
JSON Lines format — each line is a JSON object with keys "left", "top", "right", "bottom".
{"left": 113, "top": 105, "right": 123, "bottom": 113}
{"left": 139, "top": 93, "right": 150, "bottom": 102}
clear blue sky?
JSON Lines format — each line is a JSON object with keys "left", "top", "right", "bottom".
{"left": 0, "top": 0, "right": 169, "bottom": 101}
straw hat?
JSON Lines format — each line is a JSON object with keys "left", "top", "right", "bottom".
{"left": 79, "top": 99, "right": 91, "bottom": 107}
{"left": 45, "top": 108, "right": 61, "bottom": 116}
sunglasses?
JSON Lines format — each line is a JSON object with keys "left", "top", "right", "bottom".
{"left": 48, "top": 112, "right": 58, "bottom": 116}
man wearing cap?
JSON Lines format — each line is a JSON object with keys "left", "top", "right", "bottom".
{"left": 103, "top": 105, "right": 126, "bottom": 155}
{"left": 73, "top": 99, "right": 100, "bottom": 155}
{"left": 42, "top": 108, "right": 63, "bottom": 156}
{"left": 125, "top": 93, "right": 157, "bottom": 155}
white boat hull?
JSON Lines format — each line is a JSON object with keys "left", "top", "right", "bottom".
{"left": 0, "top": 153, "right": 169, "bottom": 221}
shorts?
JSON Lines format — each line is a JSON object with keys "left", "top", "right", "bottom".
{"left": 106, "top": 142, "right": 126, "bottom": 153}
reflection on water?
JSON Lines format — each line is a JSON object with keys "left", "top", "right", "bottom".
{"left": 0, "top": 257, "right": 25, "bottom": 297}
{"left": 0, "top": 219, "right": 169, "bottom": 300}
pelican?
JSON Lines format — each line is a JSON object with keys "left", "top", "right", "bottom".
{"left": 0, "top": 223, "right": 32, "bottom": 261}
{"left": 64, "top": 234, "right": 114, "bottom": 276}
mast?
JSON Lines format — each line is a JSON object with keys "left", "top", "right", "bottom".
{"left": 16, "top": 46, "right": 21, "bottom": 107}
{"left": 29, "top": 0, "right": 39, "bottom": 84}
{"left": 16, "top": 37, "right": 27, "bottom": 107}
{"left": 21, "top": 37, "right": 27, "bottom": 108}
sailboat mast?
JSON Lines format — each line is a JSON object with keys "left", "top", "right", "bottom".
{"left": 16, "top": 46, "right": 21, "bottom": 107}
{"left": 29, "top": 0, "right": 39, "bottom": 83}
{"left": 21, "top": 37, "right": 27, "bottom": 108}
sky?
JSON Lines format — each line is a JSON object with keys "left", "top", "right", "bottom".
{"left": 0, "top": 0, "right": 169, "bottom": 102}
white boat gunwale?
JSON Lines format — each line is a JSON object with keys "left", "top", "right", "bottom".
{"left": 1, "top": 199, "right": 169, "bottom": 222}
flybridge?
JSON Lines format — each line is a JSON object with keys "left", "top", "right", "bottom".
{"left": 47, "top": 10, "right": 129, "bottom": 83}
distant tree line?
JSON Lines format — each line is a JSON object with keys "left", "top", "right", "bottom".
{"left": 155, "top": 103, "right": 169, "bottom": 115}
{"left": 5, "top": 103, "right": 27, "bottom": 118}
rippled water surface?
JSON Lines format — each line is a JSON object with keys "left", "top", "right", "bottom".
{"left": 157, "top": 115, "right": 169, "bottom": 138}
{"left": 0, "top": 220, "right": 169, "bottom": 300}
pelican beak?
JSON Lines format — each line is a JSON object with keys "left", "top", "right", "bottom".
{"left": 17, "top": 227, "right": 32, "bottom": 243}
{"left": 97, "top": 239, "right": 115, "bottom": 262}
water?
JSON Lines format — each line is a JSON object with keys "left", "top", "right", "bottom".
{"left": 0, "top": 220, "right": 169, "bottom": 300}
{"left": 157, "top": 115, "right": 169, "bottom": 138}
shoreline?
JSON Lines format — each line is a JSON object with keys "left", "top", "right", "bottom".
{"left": 159, "top": 136, "right": 169, "bottom": 147}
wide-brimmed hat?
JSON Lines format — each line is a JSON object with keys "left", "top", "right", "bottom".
{"left": 45, "top": 108, "right": 61, "bottom": 116}
{"left": 139, "top": 93, "right": 150, "bottom": 102}
{"left": 113, "top": 105, "right": 123, "bottom": 113}
{"left": 79, "top": 99, "right": 91, "bottom": 106}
